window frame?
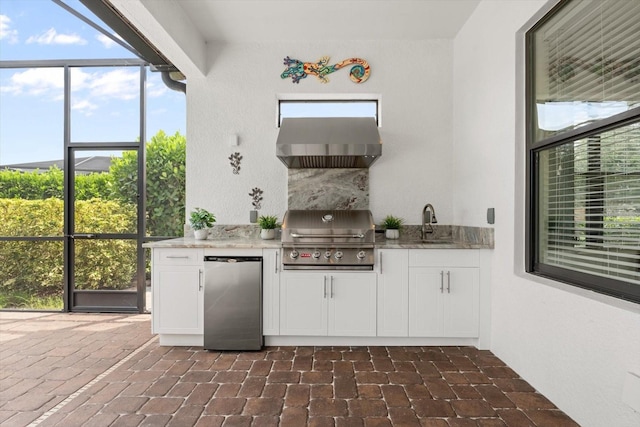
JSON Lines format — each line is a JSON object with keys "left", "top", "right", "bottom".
{"left": 525, "top": 0, "right": 640, "bottom": 304}
{"left": 277, "top": 99, "right": 380, "bottom": 126}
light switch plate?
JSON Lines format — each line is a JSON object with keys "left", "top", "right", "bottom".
{"left": 487, "top": 208, "right": 495, "bottom": 224}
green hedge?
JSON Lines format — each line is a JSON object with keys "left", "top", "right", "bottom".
{"left": 0, "top": 130, "right": 186, "bottom": 237}
{"left": 0, "top": 167, "right": 112, "bottom": 200}
{"left": 109, "top": 130, "right": 186, "bottom": 237}
{"left": 0, "top": 198, "right": 136, "bottom": 297}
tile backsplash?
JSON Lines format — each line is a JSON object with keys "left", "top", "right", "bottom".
{"left": 288, "top": 169, "right": 369, "bottom": 210}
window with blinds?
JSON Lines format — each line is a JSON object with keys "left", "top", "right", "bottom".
{"left": 527, "top": 0, "right": 640, "bottom": 303}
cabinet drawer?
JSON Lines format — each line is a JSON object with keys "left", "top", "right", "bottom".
{"left": 409, "top": 249, "right": 479, "bottom": 267}
{"left": 155, "top": 249, "right": 203, "bottom": 266}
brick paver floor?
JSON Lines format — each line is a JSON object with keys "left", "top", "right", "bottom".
{"left": 0, "top": 312, "right": 579, "bottom": 426}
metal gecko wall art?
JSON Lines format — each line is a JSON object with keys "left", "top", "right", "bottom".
{"left": 281, "top": 56, "right": 370, "bottom": 84}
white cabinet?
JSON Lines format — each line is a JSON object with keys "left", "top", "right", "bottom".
{"left": 329, "top": 273, "right": 377, "bottom": 336}
{"left": 408, "top": 250, "right": 480, "bottom": 338}
{"left": 377, "top": 249, "right": 409, "bottom": 337}
{"left": 280, "top": 272, "right": 377, "bottom": 336}
{"left": 261, "top": 249, "right": 280, "bottom": 335}
{"left": 152, "top": 249, "right": 204, "bottom": 336}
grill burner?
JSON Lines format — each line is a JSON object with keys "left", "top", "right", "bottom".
{"left": 281, "top": 210, "right": 375, "bottom": 270}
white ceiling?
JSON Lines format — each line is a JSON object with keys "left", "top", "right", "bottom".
{"left": 176, "top": 0, "right": 482, "bottom": 42}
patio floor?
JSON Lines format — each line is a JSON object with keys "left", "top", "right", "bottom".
{"left": 0, "top": 312, "right": 579, "bottom": 427}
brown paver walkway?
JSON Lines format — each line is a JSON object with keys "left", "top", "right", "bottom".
{"left": 0, "top": 312, "right": 579, "bottom": 426}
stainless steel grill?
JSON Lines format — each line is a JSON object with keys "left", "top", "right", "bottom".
{"left": 281, "top": 210, "right": 375, "bottom": 270}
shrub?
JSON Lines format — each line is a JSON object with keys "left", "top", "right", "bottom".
{"left": 110, "top": 130, "right": 186, "bottom": 237}
{"left": 0, "top": 167, "right": 64, "bottom": 199}
{"left": 0, "top": 166, "right": 113, "bottom": 201}
{"left": 0, "top": 130, "right": 186, "bottom": 237}
{"left": 0, "top": 198, "right": 136, "bottom": 298}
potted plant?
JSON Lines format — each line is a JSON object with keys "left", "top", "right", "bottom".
{"left": 257, "top": 214, "right": 278, "bottom": 240}
{"left": 189, "top": 207, "right": 216, "bottom": 240}
{"left": 382, "top": 215, "right": 403, "bottom": 239}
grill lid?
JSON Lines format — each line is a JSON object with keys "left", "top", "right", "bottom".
{"left": 281, "top": 209, "right": 375, "bottom": 245}
{"left": 276, "top": 117, "right": 382, "bottom": 168}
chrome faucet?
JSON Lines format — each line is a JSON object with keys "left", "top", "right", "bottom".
{"left": 421, "top": 204, "right": 438, "bottom": 240}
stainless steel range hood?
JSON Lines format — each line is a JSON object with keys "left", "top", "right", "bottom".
{"left": 276, "top": 117, "right": 382, "bottom": 168}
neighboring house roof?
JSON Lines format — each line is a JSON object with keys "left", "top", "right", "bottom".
{"left": 0, "top": 156, "right": 113, "bottom": 174}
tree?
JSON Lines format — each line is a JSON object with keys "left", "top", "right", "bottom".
{"left": 109, "top": 130, "right": 186, "bottom": 237}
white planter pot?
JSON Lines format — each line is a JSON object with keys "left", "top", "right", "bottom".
{"left": 260, "top": 229, "right": 275, "bottom": 240}
{"left": 194, "top": 229, "right": 208, "bottom": 240}
{"left": 385, "top": 229, "right": 400, "bottom": 239}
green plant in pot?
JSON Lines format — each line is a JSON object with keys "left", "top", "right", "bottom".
{"left": 257, "top": 214, "right": 278, "bottom": 240}
{"left": 189, "top": 207, "right": 216, "bottom": 240}
{"left": 382, "top": 215, "right": 404, "bottom": 239}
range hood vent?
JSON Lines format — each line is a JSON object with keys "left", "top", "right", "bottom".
{"left": 276, "top": 117, "right": 382, "bottom": 168}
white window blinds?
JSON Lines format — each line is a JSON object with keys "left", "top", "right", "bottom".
{"left": 529, "top": 0, "right": 640, "bottom": 301}
{"left": 538, "top": 123, "right": 640, "bottom": 285}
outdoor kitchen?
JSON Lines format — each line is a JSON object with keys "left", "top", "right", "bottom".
{"left": 1, "top": 1, "right": 638, "bottom": 426}
{"left": 133, "top": 1, "right": 640, "bottom": 425}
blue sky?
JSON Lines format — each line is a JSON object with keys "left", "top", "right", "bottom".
{"left": 0, "top": 0, "right": 186, "bottom": 165}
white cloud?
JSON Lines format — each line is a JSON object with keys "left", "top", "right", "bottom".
{"left": 88, "top": 69, "right": 140, "bottom": 101}
{"left": 1, "top": 68, "right": 142, "bottom": 114}
{"left": 72, "top": 99, "right": 98, "bottom": 116}
{"left": 96, "top": 33, "right": 116, "bottom": 48}
{"left": 0, "top": 14, "right": 19, "bottom": 44}
{"left": 26, "top": 28, "right": 87, "bottom": 45}
{"left": 1, "top": 68, "right": 65, "bottom": 96}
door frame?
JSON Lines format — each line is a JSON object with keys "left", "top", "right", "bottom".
{"left": 63, "top": 64, "right": 147, "bottom": 313}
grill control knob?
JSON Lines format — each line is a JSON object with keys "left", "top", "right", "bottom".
{"left": 357, "top": 250, "right": 367, "bottom": 260}
{"left": 289, "top": 250, "right": 299, "bottom": 259}
{"left": 334, "top": 251, "right": 344, "bottom": 260}
{"left": 312, "top": 250, "right": 321, "bottom": 259}
{"left": 324, "top": 251, "right": 332, "bottom": 259}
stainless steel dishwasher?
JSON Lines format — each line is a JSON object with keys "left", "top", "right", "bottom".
{"left": 203, "top": 256, "right": 263, "bottom": 351}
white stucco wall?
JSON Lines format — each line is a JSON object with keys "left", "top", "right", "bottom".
{"left": 453, "top": 1, "right": 640, "bottom": 426}
{"left": 185, "top": 40, "right": 453, "bottom": 225}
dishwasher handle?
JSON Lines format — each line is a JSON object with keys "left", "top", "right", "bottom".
{"left": 204, "top": 256, "right": 262, "bottom": 263}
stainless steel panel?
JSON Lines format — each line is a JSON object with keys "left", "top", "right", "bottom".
{"left": 203, "top": 256, "right": 262, "bottom": 351}
{"left": 276, "top": 117, "right": 382, "bottom": 168}
{"left": 281, "top": 210, "right": 375, "bottom": 245}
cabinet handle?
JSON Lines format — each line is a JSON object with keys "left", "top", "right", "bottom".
{"left": 446, "top": 271, "right": 451, "bottom": 294}
{"left": 198, "top": 269, "right": 203, "bottom": 291}
{"left": 379, "top": 252, "right": 383, "bottom": 274}
{"left": 275, "top": 251, "right": 279, "bottom": 274}
{"left": 330, "top": 275, "right": 334, "bottom": 298}
{"left": 440, "top": 271, "right": 444, "bottom": 293}
{"left": 166, "top": 255, "right": 189, "bottom": 259}
{"left": 323, "top": 275, "right": 327, "bottom": 298}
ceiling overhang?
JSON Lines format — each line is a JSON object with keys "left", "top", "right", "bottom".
{"left": 79, "top": 0, "right": 177, "bottom": 72}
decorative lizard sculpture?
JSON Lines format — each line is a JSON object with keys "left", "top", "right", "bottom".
{"left": 281, "top": 56, "right": 370, "bottom": 84}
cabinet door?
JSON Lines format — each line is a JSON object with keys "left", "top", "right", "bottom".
{"left": 408, "top": 268, "right": 444, "bottom": 337}
{"left": 328, "top": 273, "right": 377, "bottom": 337}
{"left": 377, "top": 249, "right": 409, "bottom": 337}
{"left": 262, "top": 249, "right": 280, "bottom": 335}
{"left": 443, "top": 268, "right": 479, "bottom": 337}
{"left": 279, "top": 272, "right": 327, "bottom": 336}
{"left": 153, "top": 265, "right": 203, "bottom": 334}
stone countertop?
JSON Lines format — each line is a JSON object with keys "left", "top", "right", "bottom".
{"left": 374, "top": 238, "right": 491, "bottom": 249}
{"left": 142, "top": 237, "right": 282, "bottom": 249}
{"left": 144, "top": 236, "right": 492, "bottom": 250}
